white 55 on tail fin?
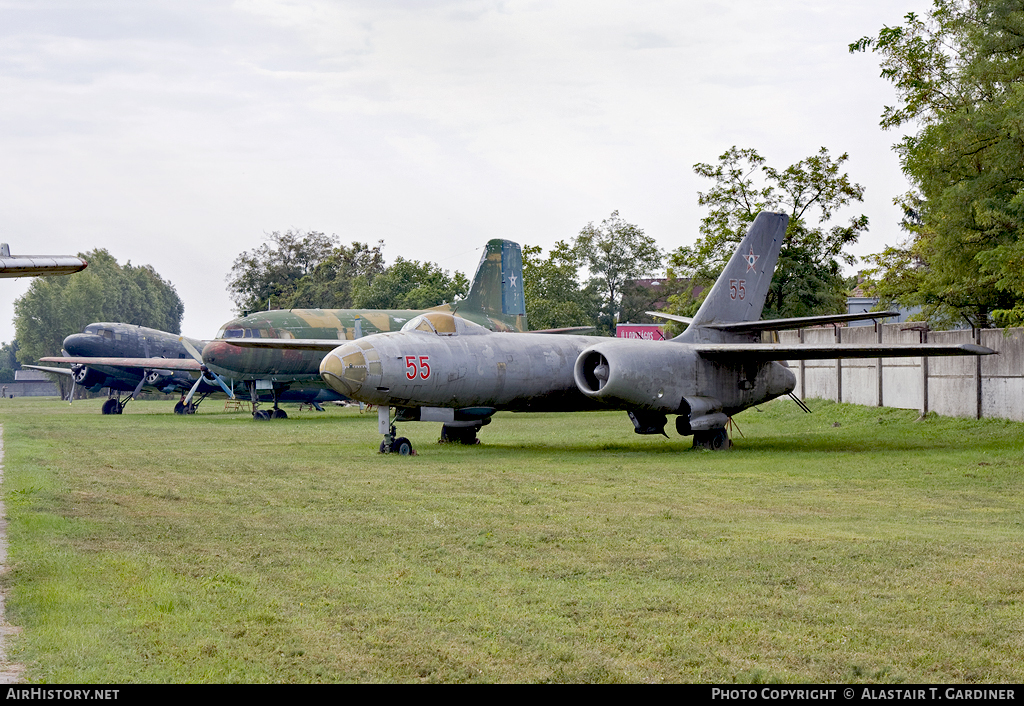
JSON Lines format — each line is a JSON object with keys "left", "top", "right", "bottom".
{"left": 682, "top": 212, "right": 788, "bottom": 332}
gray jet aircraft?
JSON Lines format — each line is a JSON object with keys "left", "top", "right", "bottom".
{"left": 217, "top": 212, "right": 996, "bottom": 453}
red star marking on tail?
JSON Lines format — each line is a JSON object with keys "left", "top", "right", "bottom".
{"left": 744, "top": 246, "right": 759, "bottom": 272}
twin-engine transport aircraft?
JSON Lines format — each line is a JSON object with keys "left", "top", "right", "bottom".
{"left": 37, "top": 239, "right": 528, "bottom": 419}
{"left": 0, "top": 244, "right": 87, "bottom": 277}
{"left": 29, "top": 323, "right": 239, "bottom": 414}
{"left": 221, "top": 212, "right": 995, "bottom": 453}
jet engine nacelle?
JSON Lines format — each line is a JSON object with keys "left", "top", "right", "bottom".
{"left": 573, "top": 340, "right": 694, "bottom": 413}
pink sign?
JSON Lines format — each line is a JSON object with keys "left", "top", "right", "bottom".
{"left": 615, "top": 324, "right": 666, "bottom": 341}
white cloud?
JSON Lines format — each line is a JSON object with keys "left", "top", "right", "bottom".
{"left": 0, "top": 0, "right": 927, "bottom": 342}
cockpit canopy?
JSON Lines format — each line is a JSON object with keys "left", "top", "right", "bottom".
{"left": 400, "top": 312, "right": 488, "bottom": 336}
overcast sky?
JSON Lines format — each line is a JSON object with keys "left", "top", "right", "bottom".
{"left": 0, "top": 0, "right": 928, "bottom": 342}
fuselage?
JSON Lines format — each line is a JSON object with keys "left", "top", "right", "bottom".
{"left": 63, "top": 323, "right": 214, "bottom": 394}
{"left": 318, "top": 313, "right": 797, "bottom": 419}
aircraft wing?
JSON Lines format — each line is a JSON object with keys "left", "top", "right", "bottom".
{"left": 210, "top": 339, "right": 345, "bottom": 351}
{"left": 531, "top": 326, "right": 597, "bottom": 334}
{"left": 693, "top": 342, "right": 994, "bottom": 361}
{"left": 38, "top": 356, "right": 204, "bottom": 371}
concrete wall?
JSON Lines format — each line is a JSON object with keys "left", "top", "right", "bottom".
{"left": 782, "top": 324, "right": 1024, "bottom": 422}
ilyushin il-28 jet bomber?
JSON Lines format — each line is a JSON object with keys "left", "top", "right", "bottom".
{"left": 36, "top": 239, "right": 530, "bottom": 419}
{"left": 222, "top": 212, "right": 996, "bottom": 453}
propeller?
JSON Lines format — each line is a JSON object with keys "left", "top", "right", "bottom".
{"left": 130, "top": 374, "right": 147, "bottom": 401}
{"left": 178, "top": 336, "right": 235, "bottom": 403}
{"left": 62, "top": 349, "right": 75, "bottom": 404}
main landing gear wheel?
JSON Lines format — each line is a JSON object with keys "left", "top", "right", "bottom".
{"left": 271, "top": 408, "right": 288, "bottom": 419}
{"left": 692, "top": 428, "right": 731, "bottom": 450}
{"left": 173, "top": 401, "right": 197, "bottom": 415}
{"left": 253, "top": 410, "right": 272, "bottom": 421}
{"left": 440, "top": 424, "right": 480, "bottom": 445}
{"left": 101, "top": 398, "right": 123, "bottom": 415}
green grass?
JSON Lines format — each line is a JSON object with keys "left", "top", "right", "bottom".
{"left": 0, "top": 396, "right": 1022, "bottom": 683}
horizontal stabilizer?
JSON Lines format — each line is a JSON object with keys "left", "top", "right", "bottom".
{"left": 647, "top": 311, "right": 693, "bottom": 325}
{"left": 694, "top": 342, "right": 995, "bottom": 361}
{"left": 23, "top": 364, "right": 74, "bottom": 377}
{"left": 703, "top": 311, "right": 901, "bottom": 333}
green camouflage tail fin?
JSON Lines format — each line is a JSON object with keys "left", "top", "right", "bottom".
{"left": 455, "top": 239, "right": 527, "bottom": 331}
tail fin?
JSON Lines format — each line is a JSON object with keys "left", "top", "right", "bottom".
{"left": 678, "top": 212, "right": 788, "bottom": 337}
{"left": 455, "top": 239, "right": 527, "bottom": 331}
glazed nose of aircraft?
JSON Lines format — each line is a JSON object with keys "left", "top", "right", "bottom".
{"left": 320, "top": 342, "right": 371, "bottom": 397}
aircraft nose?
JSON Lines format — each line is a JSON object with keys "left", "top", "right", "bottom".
{"left": 320, "top": 342, "right": 372, "bottom": 397}
{"left": 62, "top": 333, "right": 103, "bottom": 357}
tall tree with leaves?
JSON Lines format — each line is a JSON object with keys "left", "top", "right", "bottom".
{"left": 851, "top": 0, "right": 1024, "bottom": 327}
{"left": 575, "top": 211, "right": 663, "bottom": 335}
{"left": 14, "top": 249, "right": 184, "bottom": 365}
{"left": 226, "top": 230, "right": 342, "bottom": 313}
{"left": 350, "top": 258, "right": 467, "bottom": 310}
{"left": 522, "top": 243, "right": 599, "bottom": 331}
{"left": 665, "top": 146, "right": 867, "bottom": 323}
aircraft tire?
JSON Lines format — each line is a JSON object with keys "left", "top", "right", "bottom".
{"left": 271, "top": 409, "right": 288, "bottom": 419}
{"left": 392, "top": 437, "right": 414, "bottom": 456}
{"left": 174, "top": 401, "right": 187, "bottom": 415}
{"left": 101, "top": 399, "right": 122, "bottom": 415}
{"left": 253, "top": 410, "right": 271, "bottom": 421}
{"left": 440, "top": 424, "right": 479, "bottom": 445}
{"left": 693, "top": 429, "right": 731, "bottom": 450}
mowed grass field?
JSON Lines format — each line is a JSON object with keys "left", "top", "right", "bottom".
{"left": 0, "top": 395, "right": 1021, "bottom": 683}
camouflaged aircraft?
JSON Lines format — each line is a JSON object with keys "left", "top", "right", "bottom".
{"left": 198, "top": 238, "right": 527, "bottom": 419}
{"left": 219, "top": 212, "right": 996, "bottom": 453}
{"left": 0, "top": 243, "right": 87, "bottom": 277}
{"left": 37, "top": 239, "right": 527, "bottom": 419}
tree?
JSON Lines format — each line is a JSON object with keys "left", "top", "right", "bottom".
{"left": 226, "top": 231, "right": 390, "bottom": 313}
{"left": 664, "top": 146, "right": 867, "bottom": 324}
{"left": 14, "top": 249, "right": 184, "bottom": 366}
{"left": 226, "top": 230, "right": 341, "bottom": 312}
{"left": 0, "top": 341, "right": 19, "bottom": 384}
{"left": 575, "top": 211, "right": 663, "bottom": 335}
{"left": 350, "top": 258, "right": 468, "bottom": 310}
{"left": 286, "top": 242, "right": 386, "bottom": 309}
{"left": 522, "top": 243, "right": 600, "bottom": 331}
{"left": 851, "top": 0, "right": 1024, "bottom": 327}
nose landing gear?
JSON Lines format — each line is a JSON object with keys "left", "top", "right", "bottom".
{"left": 378, "top": 406, "right": 415, "bottom": 455}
